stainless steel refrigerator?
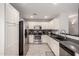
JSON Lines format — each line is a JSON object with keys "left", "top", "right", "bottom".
{"left": 19, "top": 21, "right": 29, "bottom": 56}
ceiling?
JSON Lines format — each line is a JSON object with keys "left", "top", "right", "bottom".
{"left": 11, "top": 3, "right": 79, "bottom": 22}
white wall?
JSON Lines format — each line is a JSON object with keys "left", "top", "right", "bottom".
{"left": 69, "top": 13, "right": 78, "bottom": 35}
{"left": 0, "top": 3, "right": 5, "bottom": 56}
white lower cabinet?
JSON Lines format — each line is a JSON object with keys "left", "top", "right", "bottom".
{"left": 42, "top": 35, "right": 59, "bottom": 56}
{"left": 49, "top": 38, "right": 59, "bottom": 56}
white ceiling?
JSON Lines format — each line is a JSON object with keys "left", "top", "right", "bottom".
{"left": 11, "top": 3, "right": 79, "bottom": 22}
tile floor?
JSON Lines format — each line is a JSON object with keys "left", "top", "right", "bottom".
{"left": 26, "top": 43, "right": 54, "bottom": 56}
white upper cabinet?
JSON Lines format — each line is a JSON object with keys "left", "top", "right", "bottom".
{"left": 59, "top": 13, "right": 69, "bottom": 33}
{"left": 6, "top": 4, "right": 19, "bottom": 24}
{"left": 50, "top": 13, "right": 69, "bottom": 33}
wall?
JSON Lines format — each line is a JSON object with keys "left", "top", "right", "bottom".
{"left": 0, "top": 3, "right": 5, "bottom": 56}
{"left": 69, "top": 13, "right": 78, "bottom": 35}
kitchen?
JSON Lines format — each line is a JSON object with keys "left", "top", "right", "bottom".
{"left": 0, "top": 3, "right": 79, "bottom": 56}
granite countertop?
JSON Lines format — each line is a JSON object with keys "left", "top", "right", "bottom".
{"left": 60, "top": 34, "right": 79, "bottom": 41}
{"left": 49, "top": 34, "right": 79, "bottom": 54}
{"left": 60, "top": 41, "right": 79, "bottom": 54}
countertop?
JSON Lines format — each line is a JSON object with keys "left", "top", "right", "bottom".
{"left": 60, "top": 34, "right": 79, "bottom": 41}
{"left": 49, "top": 34, "right": 79, "bottom": 54}
{"left": 60, "top": 41, "right": 79, "bottom": 54}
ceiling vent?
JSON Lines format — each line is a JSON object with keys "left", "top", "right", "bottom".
{"left": 33, "top": 13, "right": 37, "bottom": 15}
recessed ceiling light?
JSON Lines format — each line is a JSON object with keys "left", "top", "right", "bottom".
{"left": 44, "top": 16, "right": 48, "bottom": 19}
{"left": 53, "top": 3, "right": 57, "bottom": 5}
{"left": 30, "top": 16, "right": 34, "bottom": 18}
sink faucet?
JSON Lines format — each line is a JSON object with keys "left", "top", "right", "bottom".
{"left": 59, "top": 29, "right": 67, "bottom": 39}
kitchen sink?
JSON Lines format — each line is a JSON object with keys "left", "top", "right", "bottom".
{"left": 51, "top": 35, "right": 67, "bottom": 41}
{"left": 55, "top": 37, "right": 67, "bottom": 41}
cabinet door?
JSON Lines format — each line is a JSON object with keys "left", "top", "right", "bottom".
{"left": 42, "top": 35, "right": 59, "bottom": 56}
{"left": 49, "top": 38, "right": 59, "bottom": 56}
{"left": 6, "top": 4, "right": 19, "bottom": 24}
{"left": 5, "top": 23, "right": 19, "bottom": 56}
